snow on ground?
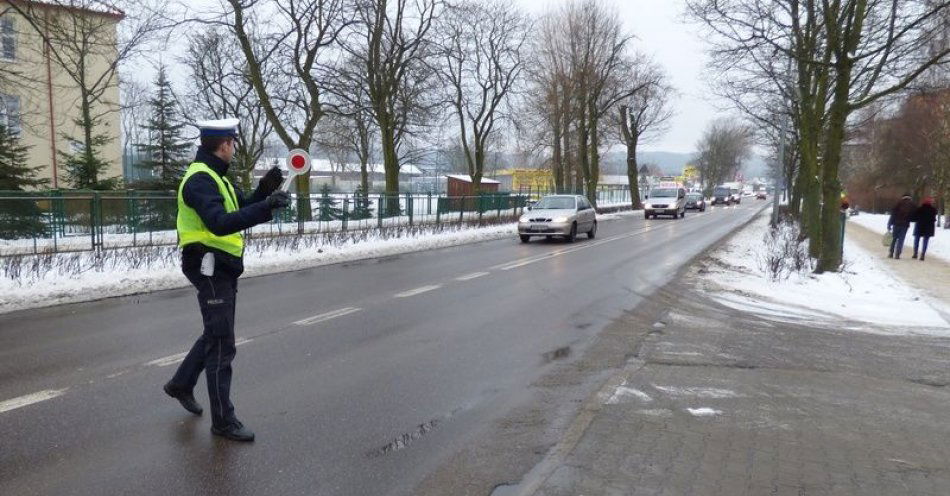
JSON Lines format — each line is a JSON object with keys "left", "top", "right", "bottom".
{"left": 849, "top": 213, "right": 949, "bottom": 263}
{"left": 699, "top": 211, "right": 950, "bottom": 333}
{"left": 0, "top": 208, "right": 641, "bottom": 314}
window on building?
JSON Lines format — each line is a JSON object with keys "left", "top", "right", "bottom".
{"left": 0, "top": 16, "right": 15, "bottom": 61}
{"left": 0, "top": 94, "right": 21, "bottom": 135}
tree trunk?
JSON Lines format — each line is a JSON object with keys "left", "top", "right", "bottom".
{"left": 81, "top": 93, "right": 95, "bottom": 188}
{"left": 587, "top": 112, "right": 600, "bottom": 207}
{"left": 380, "top": 122, "right": 400, "bottom": 215}
{"left": 626, "top": 135, "right": 641, "bottom": 209}
{"left": 552, "top": 120, "right": 563, "bottom": 193}
{"left": 814, "top": 75, "right": 851, "bottom": 272}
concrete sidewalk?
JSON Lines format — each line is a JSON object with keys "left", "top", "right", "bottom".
{"left": 512, "top": 250, "right": 950, "bottom": 495}
{"left": 847, "top": 221, "right": 950, "bottom": 313}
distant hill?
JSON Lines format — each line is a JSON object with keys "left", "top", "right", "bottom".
{"left": 600, "top": 150, "right": 695, "bottom": 176}
{"left": 407, "top": 147, "right": 768, "bottom": 178}
{"left": 602, "top": 150, "right": 767, "bottom": 178}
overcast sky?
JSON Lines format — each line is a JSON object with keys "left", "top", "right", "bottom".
{"left": 514, "top": 0, "right": 722, "bottom": 153}
{"left": 160, "top": 0, "right": 725, "bottom": 154}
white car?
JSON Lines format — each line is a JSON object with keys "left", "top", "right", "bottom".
{"left": 518, "top": 195, "right": 597, "bottom": 243}
{"left": 644, "top": 187, "right": 687, "bottom": 219}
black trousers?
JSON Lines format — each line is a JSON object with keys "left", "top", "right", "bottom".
{"left": 169, "top": 266, "right": 240, "bottom": 429}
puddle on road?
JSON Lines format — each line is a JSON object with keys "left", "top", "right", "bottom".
{"left": 541, "top": 346, "right": 572, "bottom": 364}
{"left": 490, "top": 482, "right": 520, "bottom": 496}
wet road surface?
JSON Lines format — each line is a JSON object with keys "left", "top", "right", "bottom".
{"left": 0, "top": 202, "right": 765, "bottom": 495}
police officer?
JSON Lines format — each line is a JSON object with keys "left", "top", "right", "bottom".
{"left": 163, "top": 118, "right": 290, "bottom": 442}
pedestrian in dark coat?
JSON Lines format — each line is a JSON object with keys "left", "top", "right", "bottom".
{"left": 913, "top": 197, "right": 938, "bottom": 261}
{"left": 887, "top": 194, "right": 916, "bottom": 259}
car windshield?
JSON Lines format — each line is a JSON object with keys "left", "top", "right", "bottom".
{"left": 687, "top": 194, "right": 701, "bottom": 200}
{"left": 534, "top": 197, "right": 576, "bottom": 209}
{"left": 714, "top": 188, "right": 729, "bottom": 196}
{"left": 649, "top": 188, "right": 678, "bottom": 198}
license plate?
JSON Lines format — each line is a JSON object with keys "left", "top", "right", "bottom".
{"left": 530, "top": 224, "right": 547, "bottom": 231}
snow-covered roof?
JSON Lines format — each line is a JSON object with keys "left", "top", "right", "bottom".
{"left": 256, "top": 157, "right": 423, "bottom": 176}
{"left": 445, "top": 174, "right": 501, "bottom": 184}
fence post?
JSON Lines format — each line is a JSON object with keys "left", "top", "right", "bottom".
{"left": 342, "top": 197, "right": 349, "bottom": 232}
{"left": 436, "top": 195, "right": 442, "bottom": 225}
{"left": 89, "top": 194, "right": 97, "bottom": 251}
{"left": 407, "top": 193, "right": 413, "bottom": 226}
{"left": 377, "top": 193, "right": 383, "bottom": 229}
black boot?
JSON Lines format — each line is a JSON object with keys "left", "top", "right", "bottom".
{"left": 912, "top": 253, "right": 918, "bottom": 259}
{"left": 164, "top": 382, "right": 203, "bottom": 416}
{"left": 212, "top": 421, "right": 255, "bottom": 442}
{"left": 921, "top": 254, "right": 925, "bottom": 261}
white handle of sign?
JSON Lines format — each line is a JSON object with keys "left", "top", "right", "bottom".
{"left": 280, "top": 174, "right": 296, "bottom": 193}
{"left": 281, "top": 149, "right": 312, "bottom": 193}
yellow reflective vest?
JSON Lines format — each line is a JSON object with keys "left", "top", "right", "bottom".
{"left": 176, "top": 162, "right": 244, "bottom": 257}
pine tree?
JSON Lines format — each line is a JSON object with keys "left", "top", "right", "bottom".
{"left": 317, "top": 184, "right": 345, "bottom": 221}
{"left": 137, "top": 65, "right": 191, "bottom": 190}
{"left": 0, "top": 124, "right": 44, "bottom": 190}
{"left": 350, "top": 185, "right": 374, "bottom": 220}
{"left": 61, "top": 121, "right": 120, "bottom": 190}
{"left": 0, "top": 124, "right": 47, "bottom": 238}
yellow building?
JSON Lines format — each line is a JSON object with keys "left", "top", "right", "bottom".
{"left": 0, "top": 1, "right": 122, "bottom": 189}
{"left": 493, "top": 169, "right": 554, "bottom": 192}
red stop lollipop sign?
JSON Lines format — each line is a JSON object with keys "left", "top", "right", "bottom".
{"left": 282, "top": 149, "right": 312, "bottom": 192}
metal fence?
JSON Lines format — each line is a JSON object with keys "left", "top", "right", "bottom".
{"left": 0, "top": 186, "right": 632, "bottom": 256}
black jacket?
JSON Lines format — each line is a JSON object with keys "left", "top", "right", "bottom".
{"left": 180, "top": 148, "right": 276, "bottom": 276}
{"left": 888, "top": 197, "right": 916, "bottom": 228}
{"left": 913, "top": 204, "right": 938, "bottom": 238}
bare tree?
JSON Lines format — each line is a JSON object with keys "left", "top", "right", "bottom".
{"left": 9, "top": 0, "right": 170, "bottom": 189}
{"left": 348, "top": 0, "right": 441, "bottom": 210}
{"left": 208, "top": 0, "right": 354, "bottom": 221}
{"left": 688, "top": 0, "right": 950, "bottom": 272}
{"left": 435, "top": 0, "right": 529, "bottom": 194}
{"left": 324, "top": 57, "right": 378, "bottom": 196}
{"left": 617, "top": 58, "right": 674, "bottom": 209}
{"left": 181, "top": 27, "right": 273, "bottom": 192}
{"left": 695, "top": 119, "right": 753, "bottom": 192}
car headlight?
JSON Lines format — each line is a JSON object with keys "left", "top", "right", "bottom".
{"left": 553, "top": 216, "right": 569, "bottom": 223}
{"left": 643, "top": 203, "right": 652, "bottom": 209}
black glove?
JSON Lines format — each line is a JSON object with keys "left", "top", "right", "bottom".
{"left": 259, "top": 166, "right": 284, "bottom": 195}
{"left": 266, "top": 190, "right": 292, "bottom": 209}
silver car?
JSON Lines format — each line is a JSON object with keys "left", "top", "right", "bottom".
{"left": 518, "top": 195, "right": 597, "bottom": 243}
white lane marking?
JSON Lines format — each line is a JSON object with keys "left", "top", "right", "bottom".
{"left": 0, "top": 388, "right": 69, "bottom": 414}
{"left": 456, "top": 272, "right": 489, "bottom": 281}
{"left": 293, "top": 307, "right": 361, "bottom": 326}
{"left": 394, "top": 284, "right": 442, "bottom": 298}
{"left": 146, "top": 351, "right": 189, "bottom": 368}
{"left": 494, "top": 232, "right": 642, "bottom": 271}
{"left": 146, "top": 337, "right": 254, "bottom": 367}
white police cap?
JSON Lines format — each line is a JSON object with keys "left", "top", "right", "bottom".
{"left": 197, "top": 118, "right": 240, "bottom": 138}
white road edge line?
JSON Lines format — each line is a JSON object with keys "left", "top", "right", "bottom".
{"left": 394, "top": 284, "right": 442, "bottom": 298}
{"left": 456, "top": 272, "right": 490, "bottom": 281}
{"left": 0, "top": 388, "right": 69, "bottom": 414}
{"left": 293, "top": 307, "right": 362, "bottom": 327}
{"left": 146, "top": 337, "right": 254, "bottom": 368}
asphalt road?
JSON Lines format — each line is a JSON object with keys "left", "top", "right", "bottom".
{"left": 0, "top": 201, "right": 766, "bottom": 496}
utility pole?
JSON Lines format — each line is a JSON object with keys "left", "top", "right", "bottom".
{"left": 772, "top": 58, "right": 793, "bottom": 228}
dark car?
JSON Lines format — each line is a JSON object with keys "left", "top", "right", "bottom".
{"left": 685, "top": 193, "right": 706, "bottom": 211}
{"left": 711, "top": 186, "right": 732, "bottom": 206}
{"left": 756, "top": 191, "right": 767, "bottom": 200}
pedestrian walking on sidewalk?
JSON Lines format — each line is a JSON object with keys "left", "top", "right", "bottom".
{"left": 887, "top": 193, "right": 916, "bottom": 259}
{"left": 913, "top": 197, "right": 938, "bottom": 261}
{"left": 162, "top": 118, "right": 291, "bottom": 442}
